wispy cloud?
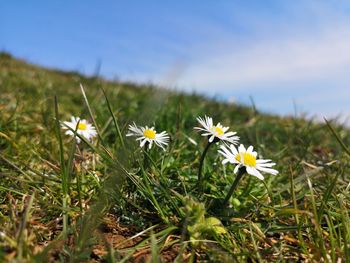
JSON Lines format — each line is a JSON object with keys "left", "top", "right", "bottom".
{"left": 177, "top": 25, "right": 350, "bottom": 91}
{"left": 164, "top": 2, "right": 350, "bottom": 124}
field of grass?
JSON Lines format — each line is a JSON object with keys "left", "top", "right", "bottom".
{"left": 0, "top": 52, "right": 349, "bottom": 262}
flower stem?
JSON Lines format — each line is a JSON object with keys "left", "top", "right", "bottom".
{"left": 143, "top": 143, "right": 150, "bottom": 169}
{"left": 198, "top": 141, "right": 213, "bottom": 193}
{"left": 222, "top": 167, "right": 246, "bottom": 207}
{"left": 76, "top": 162, "right": 84, "bottom": 213}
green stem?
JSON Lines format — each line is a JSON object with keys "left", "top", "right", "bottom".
{"left": 197, "top": 141, "right": 213, "bottom": 193}
{"left": 54, "top": 96, "right": 69, "bottom": 237}
{"left": 62, "top": 195, "right": 69, "bottom": 235}
{"left": 143, "top": 143, "right": 150, "bottom": 170}
{"left": 16, "top": 194, "right": 35, "bottom": 261}
{"left": 76, "top": 163, "right": 83, "bottom": 213}
{"left": 222, "top": 167, "right": 246, "bottom": 207}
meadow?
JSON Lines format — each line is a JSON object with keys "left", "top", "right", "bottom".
{"left": 0, "top": 52, "right": 349, "bottom": 262}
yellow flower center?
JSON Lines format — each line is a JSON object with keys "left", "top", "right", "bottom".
{"left": 143, "top": 129, "right": 156, "bottom": 139}
{"left": 78, "top": 122, "right": 87, "bottom": 130}
{"left": 236, "top": 153, "right": 256, "bottom": 167}
{"left": 213, "top": 126, "right": 224, "bottom": 136}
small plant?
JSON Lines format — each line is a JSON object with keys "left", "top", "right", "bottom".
{"left": 184, "top": 198, "right": 228, "bottom": 248}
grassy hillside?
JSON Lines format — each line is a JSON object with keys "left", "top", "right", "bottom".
{"left": 0, "top": 52, "right": 349, "bottom": 262}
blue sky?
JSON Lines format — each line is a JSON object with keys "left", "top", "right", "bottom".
{"left": 1, "top": 1, "right": 350, "bottom": 124}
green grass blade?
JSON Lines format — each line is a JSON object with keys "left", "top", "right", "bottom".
{"left": 324, "top": 118, "right": 350, "bottom": 157}
{"left": 16, "top": 193, "right": 35, "bottom": 261}
{"left": 80, "top": 83, "right": 104, "bottom": 145}
{"left": 54, "top": 96, "right": 69, "bottom": 237}
{"left": 101, "top": 87, "right": 125, "bottom": 148}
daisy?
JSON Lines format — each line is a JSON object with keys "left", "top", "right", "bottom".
{"left": 126, "top": 123, "right": 169, "bottom": 150}
{"left": 219, "top": 144, "right": 278, "bottom": 180}
{"left": 61, "top": 116, "right": 97, "bottom": 143}
{"left": 195, "top": 116, "right": 239, "bottom": 144}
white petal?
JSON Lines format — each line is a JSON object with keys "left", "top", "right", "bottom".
{"left": 256, "top": 159, "right": 272, "bottom": 164}
{"left": 65, "top": 130, "right": 74, "bottom": 136}
{"left": 209, "top": 135, "right": 215, "bottom": 143}
{"left": 219, "top": 145, "right": 232, "bottom": 156}
{"left": 222, "top": 126, "right": 229, "bottom": 132}
{"left": 246, "top": 167, "right": 264, "bottom": 180}
{"left": 238, "top": 144, "right": 246, "bottom": 153}
{"left": 257, "top": 167, "right": 279, "bottom": 175}
{"left": 206, "top": 116, "right": 213, "bottom": 128}
{"left": 234, "top": 164, "right": 241, "bottom": 174}
{"left": 196, "top": 116, "right": 210, "bottom": 130}
{"left": 224, "top": 131, "right": 236, "bottom": 136}
{"left": 155, "top": 141, "right": 166, "bottom": 150}
{"left": 247, "top": 146, "right": 254, "bottom": 153}
{"left": 229, "top": 144, "right": 238, "bottom": 154}
{"left": 256, "top": 162, "right": 276, "bottom": 168}
{"left": 140, "top": 139, "right": 147, "bottom": 148}
{"left": 222, "top": 159, "right": 230, "bottom": 165}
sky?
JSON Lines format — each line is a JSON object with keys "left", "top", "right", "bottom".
{"left": 1, "top": 1, "right": 350, "bottom": 124}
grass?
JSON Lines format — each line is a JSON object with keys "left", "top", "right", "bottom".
{"left": 0, "top": 52, "right": 349, "bottom": 262}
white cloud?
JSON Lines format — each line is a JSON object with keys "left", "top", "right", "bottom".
{"left": 108, "top": 1, "right": 350, "bottom": 125}
{"left": 177, "top": 25, "right": 350, "bottom": 91}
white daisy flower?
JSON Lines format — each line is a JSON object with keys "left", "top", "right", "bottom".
{"left": 61, "top": 116, "right": 97, "bottom": 143}
{"left": 195, "top": 115, "right": 239, "bottom": 144}
{"left": 219, "top": 144, "right": 278, "bottom": 180}
{"left": 126, "top": 123, "right": 169, "bottom": 150}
